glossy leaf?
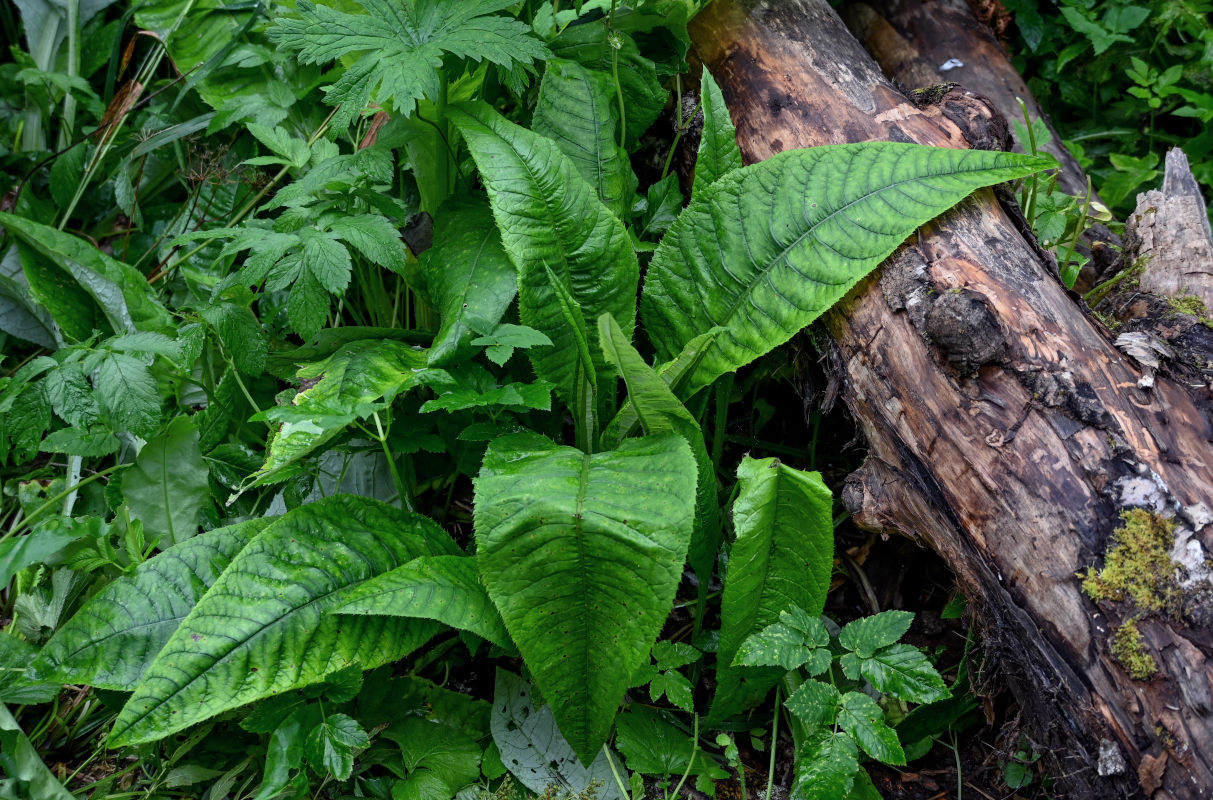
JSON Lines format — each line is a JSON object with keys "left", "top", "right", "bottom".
{"left": 857, "top": 644, "right": 950, "bottom": 704}
{"left": 449, "top": 100, "right": 639, "bottom": 415}
{"left": 489, "top": 670, "right": 622, "bottom": 798}
{"left": 641, "top": 143, "right": 1054, "bottom": 394}
{"left": 332, "top": 555, "right": 511, "bottom": 649}
{"left": 793, "top": 731, "right": 859, "bottom": 800}
{"left": 108, "top": 496, "right": 458, "bottom": 745}
{"left": 475, "top": 433, "right": 696, "bottom": 763}
{"left": 421, "top": 197, "right": 517, "bottom": 367}
{"left": 714, "top": 457, "right": 834, "bottom": 719}
{"left": 837, "top": 692, "right": 906, "bottom": 765}
{"left": 250, "top": 339, "right": 436, "bottom": 486}
{"left": 35, "top": 518, "right": 269, "bottom": 690}
{"left": 304, "top": 713, "right": 367, "bottom": 781}
{"left": 0, "top": 212, "right": 171, "bottom": 336}
{"left": 123, "top": 416, "right": 211, "bottom": 546}
{"left": 839, "top": 610, "right": 914, "bottom": 659}
{"left": 692, "top": 69, "right": 742, "bottom": 202}
{"left": 386, "top": 717, "right": 481, "bottom": 794}
{"left": 533, "top": 58, "right": 635, "bottom": 218}
{"left": 615, "top": 705, "right": 728, "bottom": 778}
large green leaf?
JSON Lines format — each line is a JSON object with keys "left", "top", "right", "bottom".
{"left": 712, "top": 457, "right": 834, "bottom": 721}
{"left": 548, "top": 25, "right": 665, "bottom": 147}
{"left": 0, "top": 212, "right": 171, "bottom": 337}
{"left": 597, "top": 314, "right": 718, "bottom": 588}
{"left": 532, "top": 58, "right": 636, "bottom": 219}
{"left": 250, "top": 339, "right": 439, "bottom": 486}
{"left": 474, "top": 433, "right": 696, "bottom": 763}
{"left": 641, "top": 143, "right": 1054, "bottom": 394}
{"left": 332, "top": 555, "right": 511, "bottom": 649}
{"left": 691, "top": 69, "right": 742, "bottom": 202}
{"left": 123, "top": 416, "right": 211, "bottom": 546}
{"left": 35, "top": 518, "right": 270, "bottom": 690}
{"left": 0, "top": 703, "right": 74, "bottom": 800}
{"left": 422, "top": 197, "right": 517, "bottom": 367}
{"left": 108, "top": 496, "right": 459, "bottom": 746}
{"left": 448, "top": 101, "right": 639, "bottom": 418}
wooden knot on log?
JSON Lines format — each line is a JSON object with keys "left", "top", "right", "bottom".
{"left": 923, "top": 287, "right": 1008, "bottom": 373}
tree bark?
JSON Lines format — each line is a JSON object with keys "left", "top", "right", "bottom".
{"left": 689, "top": 2, "right": 1213, "bottom": 798}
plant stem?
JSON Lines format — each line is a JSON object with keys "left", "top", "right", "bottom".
{"left": 2, "top": 464, "right": 124, "bottom": 542}
{"left": 373, "top": 411, "right": 415, "bottom": 513}
{"left": 1059, "top": 175, "right": 1094, "bottom": 289}
{"left": 668, "top": 714, "right": 699, "bottom": 799}
{"left": 603, "top": 744, "right": 631, "bottom": 799}
{"left": 766, "top": 686, "right": 780, "bottom": 800}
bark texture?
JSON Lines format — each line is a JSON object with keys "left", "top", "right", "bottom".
{"left": 690, "top": 2, "right": 1213, "bottom": 798}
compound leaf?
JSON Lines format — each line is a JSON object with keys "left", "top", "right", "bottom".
{"left": 837, "top": 691, "right": 906, "bottom": 765}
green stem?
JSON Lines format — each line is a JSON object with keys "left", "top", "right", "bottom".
{"left": 2, "top": 464, "right": 124, "bottom": 543}
{"left": 373, "top": 411, "right": 416, "bottom": 513}
{"left": 59, "top": 0, "right": 80, "bottom": 150}
{"left": 1059, "top": 176, "right": 1094, "bottom": 290}
{"left": 668, "top": 715, "right": 699, "bottom": 800}
{"left": 604, "top": 744, "right": 631, "bottom": 799}
{"left": 765, "top": 686, "right": 779, "bottom": 800}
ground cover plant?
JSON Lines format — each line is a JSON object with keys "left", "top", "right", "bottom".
{"left": 0, "top": 1, "right": 1057, "bottom": 797}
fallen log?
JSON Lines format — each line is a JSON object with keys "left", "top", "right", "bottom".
{"left": 689, "top": 2, "right": 1213, "bottom": 798}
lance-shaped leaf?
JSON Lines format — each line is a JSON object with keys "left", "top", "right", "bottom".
{"left": 332, "top": 555, "right": 511, "bottom": 650}
{"left": 422, "top": 196, "right": 517, "bottom": 367}
{"left": 641, "top": 143, "right": 1054, "bottom": 394}
{"left": 543, "top": 264, "right": 598, "bottom": 451}
{"left": 449, "top": 100, "right": 639, "bottom": 416}
{"left": 108, "top": 496, "right": 459, "bottom": 746}
{"left": 712, "top": 457, "right": 834, "bottom": 721}
{"left": 691, "top": 69, "right": 741, "bottom": 202}
{"left": 533, "top": 58, "right": 636, "bottom": 219}
{"left": 597, "top": 314, "right": 718, "bottom": 587}
{"left": 475, "top": 433, "right": 696, "bottom": 763}
{"left": 35, "top": 518, "right": 270, "bottom": 690}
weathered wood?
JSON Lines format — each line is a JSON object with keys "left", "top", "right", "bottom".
{"left": 690, "top": 2, "right": 1213, "bottom": 798}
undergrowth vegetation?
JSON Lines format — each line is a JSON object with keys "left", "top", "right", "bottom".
{"left": 0, "top": 1, "right": 1057, "bottom": 798}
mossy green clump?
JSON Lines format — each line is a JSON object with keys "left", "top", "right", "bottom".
{"left": 1082, "top": 509, "right": 1179, "bottom": 614}
{"left": 1111, "top": 618, "right": 1157, "bottom": 680}
{"left": 1166, "top": 290, "right": 1213, "bottom": 328}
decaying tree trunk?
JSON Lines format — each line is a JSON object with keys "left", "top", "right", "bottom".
{"left": 689, "top": 2, "right": 1213, "bottom": 798}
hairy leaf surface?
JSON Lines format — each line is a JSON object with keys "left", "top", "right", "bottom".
{"left": 36, "top": 518, "right": 270, "bottom": 690}
{"left": 449, "top": 101, "right": 638, "bottom": 416}
{"left": 109, "top": 496, "right": 458, "bottom": 745}
{"left": 269, "top": 0, "right": 547, "bottom": 130}
{"left": 641, "top": 143, "right": 1053, "bottom": 394}
{"left": 713, "top": 457, "right": 834, "bottom": 720}
{"left": 475, "top": 433, "right": 696, "bottom": 763}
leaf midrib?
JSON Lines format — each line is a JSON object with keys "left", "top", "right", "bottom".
{"left": 706, "top": 152, "right": 1023, "bottom": 348}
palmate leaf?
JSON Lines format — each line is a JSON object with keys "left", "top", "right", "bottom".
{"left": 641, "top": 143, "right": 1054, "bottom": 395}
{"left": 268, "top": 0, "right": 548, "bottom": 130}
{"left": 449, "top": 101, "right": 639, "bottom": 419}
{"left": 108, "top": 496, "right": 459, "bottom": 746}
{"left": 474, "top": 433, "right": 696, "bottom": 764}
{"left": 713, "top": 458, "right": 834, "bottom": 721}
{"left": 35, "top": 518, "right": 270, "bottom": 690}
